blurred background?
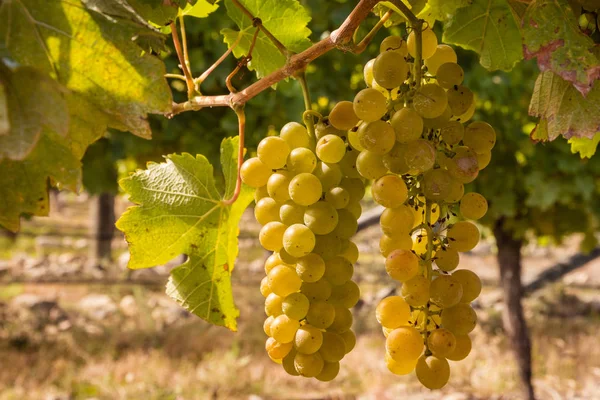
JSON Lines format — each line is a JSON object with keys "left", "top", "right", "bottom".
{"left": 1, "top": 1, "right": 599, "bottom": 399}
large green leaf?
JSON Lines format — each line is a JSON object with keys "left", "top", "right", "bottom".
{"left": 116, "top": 137, "right": 254, "bottom": 330}
{"left": 443, "top": 0, "right": 523, "bottom": 71}
{"left": 180, "top": 0, "right": 219, "bottom": 18}
{"left": 523, "top": 0, "right": 600, "bottom": 96}
{"left": 221, "top": 0, "right": 311, "bottom": 79}
{"left": 419, "top": 0, "right": 470, "bottom": 22}
{"left": 529, "top": 71, "right": 600, "bottom": 141}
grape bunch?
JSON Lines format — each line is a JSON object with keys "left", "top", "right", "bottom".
{"left": 349, "top": 28, "right": 493, "bottom": 389}
{"left": 240, "top": 116, "right": 365, "bottom": 380}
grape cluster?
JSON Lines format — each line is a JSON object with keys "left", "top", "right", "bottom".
{"left": 240, "top": 117, "right": 365, "bottom": 380}
{"left": 350, "top": 29, "right": 493, "bottom": 389}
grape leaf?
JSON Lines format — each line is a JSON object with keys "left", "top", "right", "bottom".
{"left": 0, "top": 0, "right": 172, "bottom": 139}
{"left": 127, "top": 0, "right": 179, "bottom": 25}
{"left": 180, "top": 0, "right": 219, "bottom": 18}
{"left": 529, "top": 71, "right": 600, "bottom": 140}
{"left": 418, "top": 0, "right": 470, "bottom": 22}
{"left": 221, "top": 0, "right": 311, "bottom": 79}
{"left": 0, "top": 66, "right": 69, "bottom": 161}
{"left": 443, "top": 0, "right": 523, "bottom": 71}
{"left": 569, "top": 132, "right": 600, "bottom": 158}
{"left": 116, "top": 137, "right": 254, "bottom": 330}
{"left": 523, "top": 0, "right": 600, "bottom": 97}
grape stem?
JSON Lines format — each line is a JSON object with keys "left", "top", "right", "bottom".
{"left": 170, "top": 20, "right": 197, "bottom": 99}
{"left": 423, "top": 201, "right": 434, "bottom": 350}
{"left": 295, "top": 71, "right": 316, "bottom": 139}
{"left": 222, "top": 105, "right": 246, "bottom": 206}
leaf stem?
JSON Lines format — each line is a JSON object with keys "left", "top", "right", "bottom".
{"left": 170, "top": 21, "right": 196, "bottom": 99}
{"left": 348, "top": 10, "right": 393, "bottom": 54}
{"left": 165, "top": 73, "right": 187, "bottom": 81}
{"left": 222, "top": 106, "right": 246, "bottom": 206}
{"left": 226, "top": 27, "right": 260, "bottom": 93}
{"left": 195, "top": 34, "right": 242, "bottom": 88}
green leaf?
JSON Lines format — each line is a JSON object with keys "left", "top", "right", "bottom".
{"left": 180, "top": 0, "right": 219, "bottom": 18}
{"left": 127, "top": 0, "right": 179, "bottom": 25}
{"left": 0, "top": 0, "right": 172, "bottom": 138}
{"left": 221, "top": 0, "right": 311, "bottom": 79}
{"left": 569, "top": 132, "right": 600, "bottom": 158}
{"left": 443, "top": 0, "right": 523, "bottom": 71}
{"left": 419, "top": 0, "right": 470, "bottom": 22}
{"left": 523, "top": 0, "right": 600, "bottom": 96}
{"left": 0, "top": 66, "right": 69, "bottom": 161}
{"left": 529, "top": 71, "right": 600, "bottom": 140}
{"left": 116, "top": 137, "right": 254, "bottom": 330}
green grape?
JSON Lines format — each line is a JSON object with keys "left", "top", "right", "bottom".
{"left": 463, "top": 121, "right": 496, "bottom": 153}
{"left": 475, "top": 150, "right": 492, "bottom": 170}
{"left": 301, "top": 278, "right": 332, "bottom": 302}
{"left": 240, "top": 157, "right": 272, "bottom": 188}
{"left": 296, "top": 253, "right": 325, "bottom": 283}
{"left": 423, "top": 105, "right": 452, "bottom": 130}
{"left": 264, "top": 315, "right": 274, "bottom": 336}
{"left": 373, "top": 51, "right": 409, "bottom": 89}
{"left": 447, "top": 85, "right": 474, "bottom": 116}
{"left": 436, "top": 62, "right": 464, "bottom": 89}
{"left": 401, "top": 275, "right": 430, "bottom": 307}
{"left": 380, "top": 233, "right": 413, "bottom": 257}
{"left": 279, "top": 201, "right": 305, "bottom": 226}
{"left": 260, "top": 276, "right": 272, "bottom": 298}
{"left": 380, "top": 35, "right": 408, "bottom": 56}
{"left": 316, "top": 361, "right": 340, "bottom": 382}
{"left": 254, "top": 185, "right": 269, "bottom": 203}
{"left": 363, "top": 58, "right": 375, "bottom": 87}
{"left": 460, "top": 192, "right": 488, "bottom": 220}
{"left": 268, "top": 265, "right": 302, "bottom": 297}
{"left": 357, "top": 120, "right": 395, "bottom": 155}
{"left": 339, "top": 240, "right": 359, "bottom": 263}
{"left": 385, "top": 351, "right": 417, "bottom": 375}
{"left": 427, "top": 328, "right": 456, "bottom": 358}
{"left": 446, "top": 146, "right": 479, "bottom": 183}
{"left": 288, "top": 172, "right": 322, "bottom": 206}
{"left": 340, "top": 178, "right": 366, "bottom": 204}
{"left": 404, "top": 139, "right": 436, "bottom": 174}
{"left": 328, "top": 280, "right": 360, "bottom": 308}
{"left": 283, "top": 224, "right": 316, "bottom": 258}
{"left": 380, "top": 205, "right": 415, "bottom": 238}
{"left": 281, "top": 292, "right": 310, "bottom": 320}
{"left": 294, "top": 351, "right": 324, "bottom": 377}
{"left": 304, "top": 201, "right": 339, "bottom": 235}
{"left": 347, "top": 128, "right": 365, "bottom": 151}
{"left": 407, "top": 27, "right": 438, "bottom": 59}
{"left": 294, "top": 324, "right": 323, "bottom": 354}
{"left": 445, "top": 178, "right": 465, "bottom": 204}
{"left": 315, "top": 119, "right": 344, "bottom": 140}
{"left": 267, "top": 171, "right": 292, "bottom": 203}
{"left": 271, "top": 314, "right": 300, "bottom": 344}
{"left": 357, "top": 150, "right": 388, "bottom": 180}
{"left": 265, "top": 292, "right": 284, "bottom": 317}
{"left": 435, "top": 247, "right": 460, "bottom": 271}
{"left": 325, "top": 186, "right": 350, "bottom": 209}
{"left": 441, "top": 303, "right": 477, "bottom": 335}
{"left": 383, "top": 142, "right": 410, "bottom": 175}
{"left": 376, "top": 296, "right": 411, "bottom": 329}
{"left": 329, "top": 305, "right": 353, "bottom": 333}
{"left": 385, "top": 249, "right": 420, "bottom": 282}
{"left": 430, "top": 275, "right": 463, "bottom": 308}
{"left": 282, "top": 348, "right": 299, "bottom": 375}
{"left": 320, "top": 332, "right": 346, "bottom": 362}
{"left": 259, "top": 221, "right": 287, "bottom": 251}
{"left": 422, "top": 169, "right": 452, "bottom": 201}
{"left": 266, "top": 337, "right": 293, "bottom": 360}
{"left": 254, "top": 197, "right": 280, "bottom": 226}
{"left": 413, "top": 83, "right": 448, "bottom": 119}
{"left": 287, "top": 147, "right": 317, "bottom": 174}
{"left": 334, "top": 209, "right": 358, "bottom": 239}
{"left": 425, "top": 44, "right": 457, "bottom": 75}
{"left": 447, "top": 221, "right": 480, "bottom": 252}
{"left": 371, "top": 80, "right": 391, "bottom": 100}
{"left": 386, "top": 326, "right": 424, "bottom": 361}
{"left": 280, "top": 122, "right": 309, "bottom": 149}
{"left": 440, "top": 120, "right": 464, "bottom": 145}
{"left": 258, "top": 136, "right": 290, "bottom": 169}
{"left": 446, "top": 334, "right": 472, "bottom": 361}
{"left": 265, "top": 252, "right": 292, "bottom": 274}
{"left": 390, "top": 107, "right": 424, "bottom": 143}
{"left": 306, "top": 301, "right": 335, "bottom": 329}
{"left": 338, "top": 148, "right": 360, "bottom": 179}
{"left": 455, "top": 95, "right": 476, "bottom": 122}
{"left": 324, "top": 256, "right": 354, "bottom": 285}
{"left": 329, "top": 101, "right": 360, "bottom": 130}
{"left": 371, "top": 175, "right": 408, "bottom": 208}
{"left": 314, "top": 161, "right": 343, "bottom": 191}
{"left": 340, "top": 330, "right": 356, "bottom": 353}
{"left": 452, "top": 269, "right": 482, "bottom": 303}
{"left": 345, "top": 201, "right": 362, "bottom": 220}
{"left": 353, "top": 88, "right": 387, "bottom": 122}
{"left": 312, "top": 232, "right": 343, "bottom": 260}
{"left": 278, "top": 248, "right": 298, "bottom": 265}
{"left": 415, "top": 355, "right": 450, "bottom": 389}
{"left": 316, "top": 134, "right": 346, "bottom": 163}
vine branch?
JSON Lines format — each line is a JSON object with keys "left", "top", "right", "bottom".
{"left": 170, "top": 21, "right": 196, "bottom": 99}
{"left": 222, "top": 106, "right": 246, "bottom": 205}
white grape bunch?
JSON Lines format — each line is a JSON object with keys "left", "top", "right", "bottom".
{"left": 356, "top": 29, "right": 492, "bottom": 389}
{"left": 241, "top": 114, "right": 364, "bottom": 380}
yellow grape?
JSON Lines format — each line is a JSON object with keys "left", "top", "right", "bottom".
{"left": 289, "top": 172, "right": 322, "bottom": 206}
{"left": 339, "top": 239, "right": 359, "bottom": 263}
{"left": 380, "top": 205, "right": 414, "bottom": 237}
{"left": 430, "top": 275, "right": 463, "bottom": 308}
{"left": 446, "top": 146, "right": 479, "bottom": 183}
{"left": 357, "top": 120, "right": 395, "bottom": 155}
{"left": 348, "top": 128, "right": 365, "bottom": 151}
{"left": 325, "top": 187, "right": 350, "bottom": 209}
{"left": 295, "top": 252, "right": 326, "bottom": 282}
{"left": 329, "top": 101, "right": 360, "bottom": 130}
{"left": 401, "top": 275, "right": 430, "bottom": 307}
{"left": 268, "top": 264, "right": 302, "bottom": 297}
{"left": 258, "top": 136, "right": 290, "bottom": 169}
{"left": 376, "top": 296, "right": 411, "bottom": 329}
{"left": 259, "top": 221, "right": 287, "bottom": 252}
{"left": 422, "top": 168, "right": 452, "bottom": 201}
{"left": 279, "top": 201, "right": 305, "bottom": 226}
{"left": 380, "top": 35, "right": 408, "bottom": 56}
{"left": 301, "top": 278, "right": 332, "bottom": 302}
{"left": 447, "top": 85, "right": 474, "bottom": 116}
{"left": 328, "top": 280, "right": 360, "bottom": 308}
{"left": 385, "top": 351, "right": 417, "bottom": 375}
{"left": 363, "top": 58, "right": 375, "bottom": 87}
{"left": 423, "top": 105, "right": 452, "bottom": 130}
{"left": 446, "top": 334, "right": 472, "bottom": 361}
{"left": 294, "top": 352, "right": 324, "bottom": 377}
{"left": 255, "top": 197, "right": 280, "bottom": 226}
{"left": 427, "top": 328, "right": 457, "bottom": 358}
{"left": 265, "top": 292, "right": 284, "bottom": 317}
{"left": 282, "top": 349, "right": 299, "bottom": 376}
{"left": 340, "top": 177, "right": 366, "bottom": 204}
{"left": 380, "top": 233, "right": 413, "bottom": 257}
{"left": 334, "top": 209, "right": 358, "bottom": 239}
{"left": 339, "top": 149, "right": 361, "bottom": 179}
{"left": 412, "top": 83, "right": 448, "bottom": 119}
{"left": 280, "top": 122, "right": 309, "bottom": 149}
{"left": 404, "top": 139, "right": 436, "bottom": 174}
{"left": 266, "top": 337, "right": 293, "bottom": 360}
{"left": 452, "top": 269, "right": 482, "bottom": 303}
{"left": 314, "top": 161, "right": 343, "bottom": 191}
{"left": 383, "top": 142, "right": 410, "bottom": 175}
{"left": 447, "top": 221, "right": 480, "bottom": 252}
{"left": 304, "top": 201, "right": 339, "bottom": 235}
{"left": 371, "top": 175, "right": 408, "bottom": 208}
{"left": 265, "top": 252, "right": 291, "bottom": 273}
{"left": 267, "top": 171, "right": 293, "bottom": 203}
{"left": 415, "top": 355, "right": 450, "bottom": 389}
{"left": 425, "top": 44, "right": 457, "bottom": 75}
{"left": 287, "top": 147, "right": 317, "bottom": 174}
{"left": 353, "top": 88, "right": 387, "bottom": 122}
{"left": 475, "top": 150, "right": 492, "bottom": 170}
{"left": 340, "top": 329, "right": 356, "bottom": 353}
{"left": 440, "top": 120, "right": 464, "bottom": 146}
{"left": 240, "top": 157, "right": 272, "bottom": 188}
{"left": 264, "top": 315, "right": 274, "bottom": 336}
{"left": 455, "top": 95, "right": 476, "bottom": 122}
{"left": 391, "top": 107, "right": 424, "bottom": 143}
{"left": 294, "top": 324, "right": 323, "bottom": 354}
{"left": 460, "top": 192, "right": 488, "bottom": 220}
{"left": 316, "top": 134, "right": 346, "bottom": 164}
{"left": 260, "top": 276, "right": 272, "bottom": 298}
{"left": 385, "top": 249, "right": 420, "bottom": 282}
{"left": 463, "top": 121, "right": 496, "bottom": 153}
{"left": 373, "top": 51, "right": 409, "bottom": 89}
{"left": 312, "top": 232, "right": 342, "bottom": 261}
{"left": 329, "top": 305, "right": 353, "bottom": 333}
{"left": 436, "top": 62, "right": 464, "bottom": 89}
{"left": 411, "top": 229, "right": 431, "bottom": 257}
{"left": 316, "top": 361, "right": 340, "bottom": 382}
{"left": 386, "top": 326, "right": 424, "bottom": 361}
{"left": 282, "top": 292, "right": 310, "bottom": 320}
{"left": 324, "top": 256, "right": 354, "bottom": 285}
{"left": 445, "top": 178, "right": 465, "bottom": 204}
{"left": 306, "top": 301, "right": 335, "bottom": 329}
{"left": 320, "top": 332, "right": 346, "bottom": 362}
{"left": 407, "top": 27, "right": 438, "bottom": 59}
{"left": 283, "top": 224, "right": 315, "bottom": 258}
{"left": 441, "top": 303, "right": 477, "bottom": 335}
{"left": 435, "top": 247, "right": 460, "bottom": 271}
{"left": 356, "top": 150, "right": 388, "bottom": 180}
{"left": 270, "top": 314, "right": 300, "bottom": 344}
{"left": 254, "top": 185, "right": 269, "bottom": 203}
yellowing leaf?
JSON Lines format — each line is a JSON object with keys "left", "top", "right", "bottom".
{"left": 569, "top": 132, "right": 600, "bottom": 158}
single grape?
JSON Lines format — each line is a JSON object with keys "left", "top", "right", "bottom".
{"left": 316, "top": 134, "right": 346, "bottom": 164}
{"left": 340, "top": 330, "right": 356, "bottom": 353}
{"left": 376, "top": 296, "right": 411, "bottom": 329}
{"left": 329, "top": 305, "right": 353, "bottom": 333}
{"left": 329, "top": 101, "right": 360, "bottom": 130}
{"left": 356, "top": 150, "right": 388, "bottom": 180}
{"left": 380, "top": 35, "right": 408, "bottom": 56}
{"left": 255, "top": 197, "right": 280, "bottom": 226}
{"left": 283, "top": 224, "right": 316, "bottom": 258}
{"left": 435, "top": 247, "right": 460, "bottom": 271}
{"left": 282, "top": 348, "right": 299, "bottom": 375}
{"left": 452, "top": 269, "right": 482, "bottom": 303}
{"left": 280, "top": 122, "right": 309, "bottom": 149}
{"left": 265, "top": 252, "right": 292, "bottom": 273}
{"left": 363, "top": 58, "right": 375, "bottom": 87}
{"left": 268, "top": 264, "right": 302, "bottom": 297}
{"left": 436, "top": 62, "right": 464, "bottom": 89}
{"left": 260, "top": 276, "right": 272, "bottom": 298}
{"left": 325, "top": 186, "right": 350, "bottom": 209}
{"left": 446, "top": 334, "right": 472, "bottom": 361}
{"left": 422, "top": 168, "right": 452, "bottom": 201}
{"left": 357, "top": 120, "right": 395, "bottom": 155}
{"left": 266, "top": 337, "right": 293, "bottom": 360}
{"left": 441, "top": 303, "right": 477, "bottom": 335}
{"left": 372, "top": 175, "right": 408, "bottom": 208}
{"left": 475, "top": 150, "right": 492, "bottom": 170}
{"left": 430, "top": 275, "right": 463, "bottom": 308}
{"left": 254, "top": 185, "right": 269, "bottom": 203}
{"left": 295, "top": 253, "right": 325, "bottom": 283}
{"left": 259, "top": 221, "right": 287, "bottom": 251}
{"left": 347, "top": 128, "right": 365, "bottom": 151}
{"left": 440, "top": 120, "right": 464, "bottom": 146}
{"left": 304, "top": 201, "right": 339, "bottom": 235}
{"left": 289, "top": 173, "right": 322, "bottom": 206}
{"left": 278, "top": 248, "right": 298, "bottom": 265}
{"left": 258, "top": 136, "right": 290, "bottom": 169}
{"left": 314, "top": 162, "right": 343, "bottom": 191}
{"left": 240, "top": 157, "right": 272, "bottom": 188}
{"left": 312, "top": 232, "right": 342, "bottom": 261}
{"left": 264, "top": 315, "right": 274, "bottom": 336}
{"left": 270, "top": 314, "right": 300, "bottom": 343}
{"left": 425, "top": 44, "right": 457, "bottom": 75}
{"left": 340, "top": 178, "right": 366, "bottom": 204}
{"left": 407, "top": 27, "right": 438, "bottom": 59}
{"left": 281, "top": 292, "right": 310, "bottom": 320}
{"left": 446, "top": 146, "right": 479, "bottom": 183}
{"left": 287, "top": 147, "right": 317, "bottom": 174}
{"left": 455, "top": 95, "right": 476, "bottom": 122}
{"left": 328, "top": 280, "right": 360, "bottom": 308}
{"left": 301, "top": 278, "right": 332, "bottom": 302}
{"left": 413, "top": 83, "right": 448, "bottom": 119}
{"left": 265, "top": 292, "right": 284, "bottom": 317}
{"left": 279, "top": 201, "right": 305, "bottom": 226}
{"left": 445, "top": 178, "right": 465, "bottom": 204}
{"left": 401, "top": 275, "right": 430, "bottom": 307}
{"left": 404, "top": 139, "right": 436, "bottom": 174}
{"left": 353, "top": 88, "right": 387, "bottom": 122}
{"left": 306, "top": 301, "right": 335, "bottom": 329}
{"left": 460, "top": 192, "right": 488, "bottom": 220}
{"left": 316, "top": 361, "right": 340, "bottom": 382}
{"left": 380, "top": 233, "right": 413, "bottom": 257}
{"left": 385, "top": 249, "right": 420, "bottom": 282}
{"left": 294, "top": 324, "right": 323, "bottom": 354}
{"left": 383, "top": 142, "right": 411, "bottom": 175}
{"left": 391, "top": 107, "right": 424, "bottom": 143}
{"left": 427, "top": 328, "right": 457, "bottom": 358}
{"left": 447, "top": 85, "right": 474, "bottom": 116}
{"left": 415, "top": 355, "right": 450, "bottom": 389}
{"left": 294, "top": 352, "right": 324, "bottom": 377}
{"left": 447, "top": 221, "right": 480, "bottom": 252}
{"left": 339, "top": 147, "right": 361, "bottom": 179}
{"left": 373, "top": 51, "right": 409, "bottom": 89}
{"left": 345, "top": 201, "right": 362, "bottom": 220}
{"left": 380, "top": 204, "right": 414, "bottom": 237}
{"left": 385, "top": 351, "right": 417, "bottom": 375}
{"left": 339, "top": 239, "right": 359, "bottom": 263}
{"left": 319, "top": 332, "right": 346, "bottom": 362}
{"left": 463, "top": 121, "right": 496, "bottom": 153}
{"left": 267, "top": 171, "right": 293, "bottom": 203}
{"left": 334, "top": 209, "right": 358, "bottom": 239}
{"left": 386, "top": 326, "right": 424, "bottom": 361}
{"left": 324, "top": 256, "right": 354, "bottom": 286}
